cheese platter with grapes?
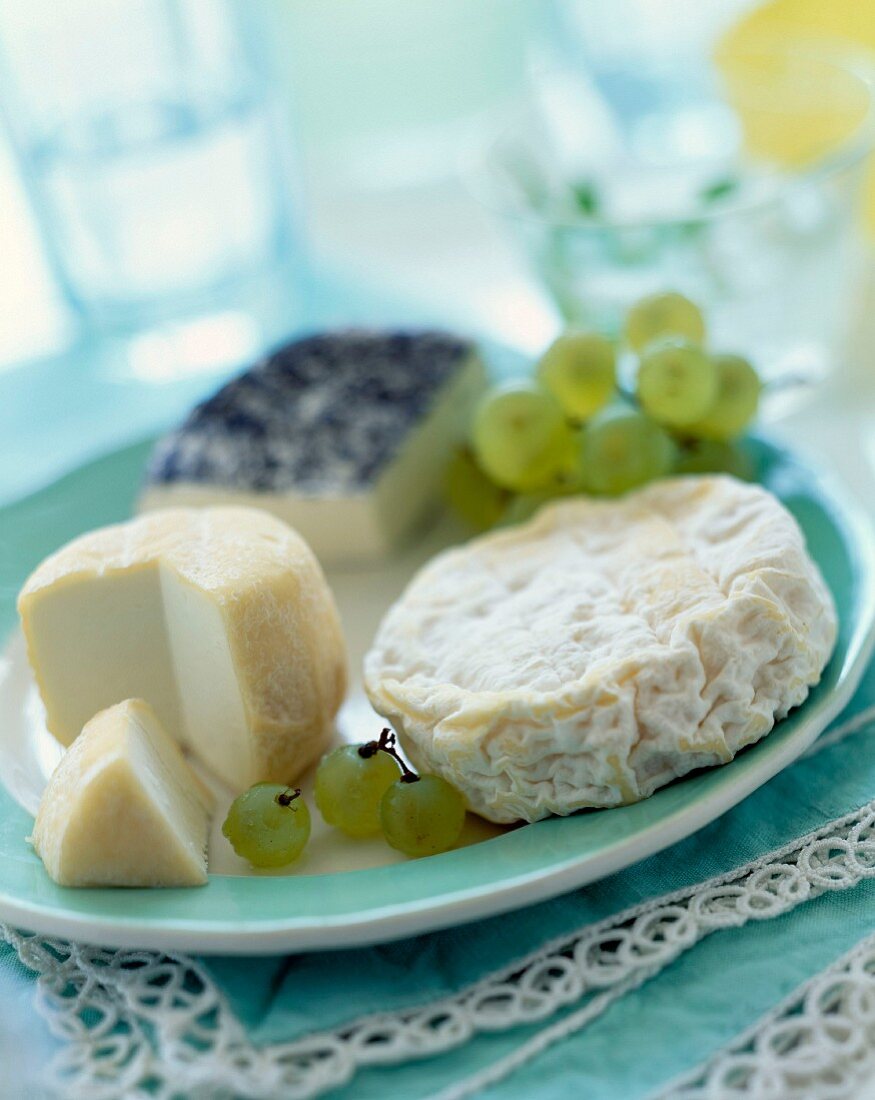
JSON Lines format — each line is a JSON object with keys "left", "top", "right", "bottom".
{"left": 0, "top": 292, "right": 873, "bottom": 953}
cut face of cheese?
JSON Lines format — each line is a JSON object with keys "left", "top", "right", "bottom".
{"left": 31, "top": 699, "right": 214, "bottom": 887}
{"left": 140, "top": 330, "right": 487, "bottom": 563}
{"left": 18, "top": 507, "right": 347, "bottom": 791}
{"left": 364, "top": 476, "right": 838, "bottom": 824}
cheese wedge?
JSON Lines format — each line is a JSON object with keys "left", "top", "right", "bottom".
{"left": 18, "top": 507, "right": 347, "bottom": 790}
{"left": 31, "top": 699, "right": 214, "bottom": 887}
{"left": 140, "top": 330, "right": 487, "bottom": 564}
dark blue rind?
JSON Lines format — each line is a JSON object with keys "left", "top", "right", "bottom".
{"left": 145, "top": 329, "right": 473, "bottom": 495}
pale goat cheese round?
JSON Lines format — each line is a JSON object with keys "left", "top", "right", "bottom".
{"left": 364, "top": 476, "right": 837, "bottom": 824}
{"left": 19, "top": 507, "right": 347, "bottom": 792}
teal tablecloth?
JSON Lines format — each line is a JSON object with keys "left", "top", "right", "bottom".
{"left": 3, "top": 271, "right": 875, "bottom": 1098}
{"left": 201, "top": 669, "right": 875, "bottom": 1099}
{"left": 3, "top": 658, "right": 873, "bottom": 1098}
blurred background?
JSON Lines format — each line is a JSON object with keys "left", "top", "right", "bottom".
{"left": 2, "top": 0, "right": 875, "bottom": 501}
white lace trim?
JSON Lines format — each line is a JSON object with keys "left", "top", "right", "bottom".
{"left": 3, "top": 706, "right": 875, "bottom": 1100}
{"left": 657, "top": 930, "right": 875, "bottom": 1100}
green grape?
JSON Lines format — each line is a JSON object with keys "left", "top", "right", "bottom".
{"left": 315, "top": 736, "right": 402, "bottom": 838}
{"left": 472, "top": 383, "right": 573, "bottom": 492}
{"left": 500, "top": 494, "right": 550, "bottom": 527}
{"left": 536, "top": 330, "right": 616, "bottom": 420}
{"left": 675, "top": 439, "right": 756, "bottom": 481}
{"left": 444, "top": 448, "right": 508, "bottom": 531}
{"left": 222, "top": 784, "right": 310, "bottom": 868}
{"left": 380, "top": 774, "right": 467, "bottom": 857}
{"left": 499, "top": 473, "right": 584, "bottom": 527}
{"left": 686, "top": 354, "right": 761, "bottom": 441}
{"left": 579, "top": 407, "right": 676, "bottom": 495}
{"left": 624, "top": 291, "right": 706, "bottom": 351}
{"left": 636, "top": 339, "right": 718, "bottom": 427}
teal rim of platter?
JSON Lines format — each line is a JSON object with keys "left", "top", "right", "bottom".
{"left": 0, "top": 434, "right": 874, "bottom": 954}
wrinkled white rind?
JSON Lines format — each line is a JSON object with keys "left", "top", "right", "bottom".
{"left": 364, "top": 476, "right": 837, "bottom": 824}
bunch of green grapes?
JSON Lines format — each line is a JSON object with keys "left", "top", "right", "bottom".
{"left": 316, "top": 729, "right": 466, "bottom": 857}
{"left": 446, "top": 291, "right": 762, "bottom": 529}
{"left": 223, "top": 730, "right": 466, "bottom": 867}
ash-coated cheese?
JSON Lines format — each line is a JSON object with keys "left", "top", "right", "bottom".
{"left": 364, "top": 476, "right": 837, "bottom": 824}
{"left": 31, "top": 699, "right": 214, "bottom": 887}
{"left": 18, "top": 507, "right": 347, "bottom": 792}
{"left": 140, "top": 330, "right": 487, "bottom": 563}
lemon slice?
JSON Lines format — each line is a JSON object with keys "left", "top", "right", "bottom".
{"left": 719, "top": 0, "right": 875, "bottom": 56}
{"left": 716, "top": 0, "right": 875, "bottom": 228}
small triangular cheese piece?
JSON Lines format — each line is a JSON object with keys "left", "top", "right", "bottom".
{"left": 31, "top": 699, "right": 214, "bottom": 887}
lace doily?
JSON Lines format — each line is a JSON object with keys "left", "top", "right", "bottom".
{"left": 4, "top": 704, "right": 875, "bottom": 1100}
{"left": 660, "top": 930, "right": 875, "bottom": 1100}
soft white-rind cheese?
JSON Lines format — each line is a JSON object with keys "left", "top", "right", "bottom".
{"left": 364, "top": 476, "right": 838, "bottom": 824}
{"left": 18, "top": 507, "right": 347, "bottom": 791}
{"left": 31, "top": 699, "right": 214, "bottom": 887}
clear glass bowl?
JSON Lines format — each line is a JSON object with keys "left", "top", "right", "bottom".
{"left": 468, "top": 45, "right": 875, "bottom": 381}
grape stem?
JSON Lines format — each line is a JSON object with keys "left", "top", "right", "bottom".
{"left": 360, "top": 728, "right": 420, "bottom": 783}
{"left": 275, "top": 787, "right": 302, "bottom": 807}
